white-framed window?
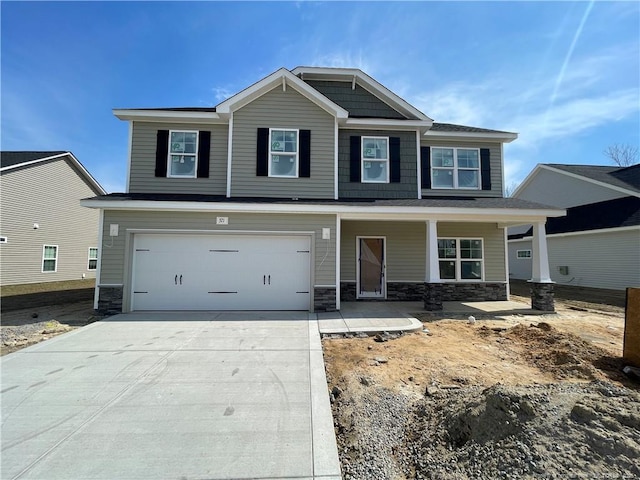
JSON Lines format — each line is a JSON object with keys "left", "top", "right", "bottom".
{"left": 437, "top": 238, "right": 484, "bottom": 281}
{"left": 88, "top": 247, "right": 98, "bottom": 270}
{"left": 362, "top": 136, "right": 389, "bottom": 183}
{"left": 431, "top": 147, "right": 480, "bottom": 189}
{"left": 168, "top": 130, "right": 198, "bottom": 178}
{"left": 42, "top": 245, "right": 58, "bottom": 273}
{"left": 269, "top": 128, "right": 298, "bottom": 177}
{"left": 516, "top": 249, "right": 532, "bottom": 259}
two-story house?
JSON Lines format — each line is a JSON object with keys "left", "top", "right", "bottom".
{"left": 81, "top": 67, "right": 564, "bottom": 314}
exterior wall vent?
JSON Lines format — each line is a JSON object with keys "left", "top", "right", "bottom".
{"left": 558, "top": 266, "right": 569, "bottom": 275}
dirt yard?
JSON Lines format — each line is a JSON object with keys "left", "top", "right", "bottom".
{"left": 323, "top": 295, "right": 639, "bottom": 479}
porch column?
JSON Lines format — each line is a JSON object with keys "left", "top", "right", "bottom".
{"left": 424, "top": 219, "right": 443, "bottom": 310}
{"left": 530, "top": 221, "right": 555, "bottom": 311}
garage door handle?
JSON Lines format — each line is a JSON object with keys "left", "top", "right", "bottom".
{"left": 263, "top": 275, "right": 266, "bottom": 285}
{"left": 268, "top": 275, "right": 271, "bottom": 285}
{"left": 175, "top": 275, "right": 178, "bottom": 285}
{"left": 180, "top": 275, "right": 183, "bottom": 285}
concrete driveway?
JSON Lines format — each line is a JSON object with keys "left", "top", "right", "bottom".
{"left": 1, "top": 312, "right": 341, "bottom": 480}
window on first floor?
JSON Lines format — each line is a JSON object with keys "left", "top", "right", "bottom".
{"left": 438, "top": 238, "right": 484, "bottom": 280}
{"left": 516, "top": 249, "right": 532, "bottom": 259}
{"left": 269, "top": 128, "right": 298, "bottom": 177}
{"left": 431, "top": 147, "right": 480, "bottom": 189}
{"left": 362, "top": 136, "right": 389, "bottom": 183}
{"left": 88, "top": 247, "right": 98, "bottom": 270}
{"left": 168, "top": 130, "right": 198, "bottom": 178}
{"left": 42, "top": 245, "right": 58, "bottom": 272}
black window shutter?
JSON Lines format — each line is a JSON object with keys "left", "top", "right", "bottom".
{"left": 350, "top": 136, "right": 361, "bottom": 182}
{"left": 299, "top": 130, "right": 311, "bottom": 177}
{"left": 480, "top": 148, "right": 491, "bottom": 190}
{"left": 421, "top": 146, "right": 431, "bottom": 189}
{"left": 197, "top": 131, "right": 211, "bottom": 178}
{"left": 389, "top": 137, "right": 401, "bottom": 183}
{"left": 155, "top": 130, "right": 169, "bottom": 177}
{"left": 256, "top": 128, "right": 269, "bottom": 176}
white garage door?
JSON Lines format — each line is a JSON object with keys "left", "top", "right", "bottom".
{"left": 131, "top": 234, "right": 311, "bottom": 311}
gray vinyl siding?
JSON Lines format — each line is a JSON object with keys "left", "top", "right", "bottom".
{"left": 338, "top": 129, "right": 418, "bottom": 199}
{"left": 508, "top": 240, "right": 533, "bottom": 280}
{"left": 547, "top": 229, "right": 640, "bottom": 290}
{"left": 340, "top": 221, "right": 506, "bottom": 282}
{"left": 341, "top": 221, "right": 426, "bottom": 282}
{"left": 421, "top": 141, "right": 503, "bottom": 198}
{"left": 0, "top": 158, "right": 100, "bottom": 285}
{"left": 437, "top": 222, "right": 506, "bottom": 282}
{"left": 304, "top": 80, "right": 408, "bottom": 119}
{"left": 99, "top": 210, "right": 336, "bottom": 289}
{"left": 231, "top": 86, "right": 335, "bottom": 199}
{"left": 516, "top": 168, "right": 625, "bottom": 208}
{"left": 128, "top": 122, "right": 228, "bottom": 195}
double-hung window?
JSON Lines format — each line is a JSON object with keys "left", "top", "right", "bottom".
{"left": 438, "top": 238, "right": 484, "bottom": 281}
{"left": 432, "top": 148, "right": 480, "bottom": 189}
{"left": 269, "top": 129, "right": 298, "bottom": 177}
{"left": 88, "top": 247, "right": 98, "bottom": 270}
{"left": 362, "top": 137, "right": 389, "bottom": 183}
{"left": 168, "top": 130, "right": 198, "bottom": 178}
{"left": 42, "top": 245, "right": 58, "bottom": 272}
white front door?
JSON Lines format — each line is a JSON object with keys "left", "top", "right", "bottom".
{"left": 131, "top": 234, "right": 311, "bottom": 311}
{"left": 356, "top": 237, "right": 386, "bottom": 298}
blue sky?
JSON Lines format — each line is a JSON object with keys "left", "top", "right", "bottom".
{"left": 2, "top": 1, "right": 638, "bottom": 193}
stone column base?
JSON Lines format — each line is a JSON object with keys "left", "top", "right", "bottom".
{"left": 97, "top": 286, "right": 123, "bottom": 315}
{"left": 423, "top": 283, "right": 444, "bottom": 311}
{"left": 530, "top": 282, "right": 555, "bottom": 312}
{"left": 314, "top": 287, "right": 337, "bottom": 312}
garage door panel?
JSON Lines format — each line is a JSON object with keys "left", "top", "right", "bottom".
{"left": 132, "top": 234, "right": 311, "bottom": 311}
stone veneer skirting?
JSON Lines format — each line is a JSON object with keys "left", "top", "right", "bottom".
{"left": 530, "top": 282, "right": 555, "bottom": 312}
{"left": 341, "top": 282, "right": 425, "bottom": 302}
{"left": 424, "top": 282, "right": 508, "bottom": 311}
{"left": 314, "top": 287, "right": 337, "bottom": 312}
{"left": 97, "top": 286, "right": 123, "bottom": 315}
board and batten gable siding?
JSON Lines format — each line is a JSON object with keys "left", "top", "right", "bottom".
{"left": 99, "top": 210, "right": 336, "bottom": 289}
{"left": 546, "top": 229, "right": 640, "bottom": 290}
{"left": 437, "top": 222, "right": 506, "bottom": 282}
{"left": 421, "top": 140, "right": 503, "bottom": 198}
{"left": 338, "top": 129, "right": 418, "bottom": 199}
{"left": 231, "top": 86, "right": 335, "bottom": 199}
{"left": 128, "top": 122, "right": 228, "bottom": 195}
{"left": 1, "top": 158, "right": 100, "bottom": 285}
{"left": 341, "top": 221, "right": 426, "bottom": 282}
{"left": 304, "top": 80, "right": 408, "bottom": 119}
{"left": 517, "top": 168, "right": 626, "bottom": 208}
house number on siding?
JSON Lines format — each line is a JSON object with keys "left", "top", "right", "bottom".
{"left": 216, "top": 217, "right": 229, "bottom": 225}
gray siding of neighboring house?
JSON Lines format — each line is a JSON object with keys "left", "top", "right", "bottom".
{"left": 1, "top": 158, "right": 100, "bottom": 285}
{"left": 128, "top": 122, "right": 228, "bottom": 195}
{"left": 421, "top": 140, "right": 503, "bottom": 198}
{"left": 547, "top": 229, "right": 640, "bottom": 290}
{"left": 338, "top": 129, "right": 418, "bottom": 199}
{"left": 99, "top": 210, "right": 337, "bottom": 294}
{"left": 516, "top": 168, "right": 625, "bottom": 208}
{"left": 508, "top": 239, "right": 533, "bottom": 280}
{"left": 304, "top": 80, "right": 408, "bottom": 119}
{"left": 340, "top": 221, "right": 506, "bottom": 282}
{"left": 231, "top": 86, "right": 335, "bottom": 199}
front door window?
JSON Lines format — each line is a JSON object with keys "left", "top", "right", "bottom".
{"left": 358, "top": 237, "right": 385, "bottom": 298}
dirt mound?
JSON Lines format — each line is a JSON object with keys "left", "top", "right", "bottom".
{"left": 332, "top": 380, "right": 640, "bottom": 479}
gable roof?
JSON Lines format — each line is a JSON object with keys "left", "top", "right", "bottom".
{"left": 514, "top": 163, "right": 640, "bottom": 199}
{"left": 0, "top": 151, "right": 106, "bottom": 195}
{"left": 509, "top": 196, "right": 640, "bottom": 239}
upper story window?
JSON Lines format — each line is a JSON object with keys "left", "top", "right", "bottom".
{"left": 362, "top": 137, "right": 389, "bottom": 183}
{"left": 42, "top": 245, "right": 58, "bottom": 273}
{"left": 168, "top": 130, "right": 198, "bottom": 178}
{"left": 431, "top": 147, "right": 480, "bottom": 189}
{"left": 269, "top": 129, "right": 298, "bottom": 177}
{"left": 438, "top": 238, "right": 484, "bottom": 281}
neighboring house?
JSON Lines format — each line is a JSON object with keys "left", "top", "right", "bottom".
{"left": 0, "top": 151, "right": 106, "bottom": 286}
{"left": 508, "top": 164, "right": 640, "bottom": 290}
{"left": 81, "top": 67, "right": 564, "bottom": 313}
